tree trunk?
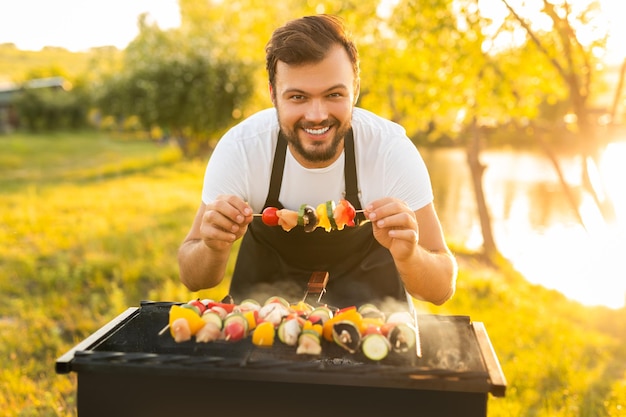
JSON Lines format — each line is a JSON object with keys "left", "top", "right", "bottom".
{"left": 608, "top": 58, "right": 626, "bottom": 131}
{"left": 576, "top": 108, "right": 617, "bottom": 223}
{"left": 534, "top": 129, "right": 588, "bottom": 230}
{"left": 466, "top": 117, "right": 498, "bottom": 258}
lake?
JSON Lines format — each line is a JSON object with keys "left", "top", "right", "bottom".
{"left": 421, "top": 141, "right": 626, "bottom": 309}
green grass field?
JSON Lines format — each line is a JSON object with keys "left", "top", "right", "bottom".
{"left": 1, "top": 131, "right": 624, "bottom": 416}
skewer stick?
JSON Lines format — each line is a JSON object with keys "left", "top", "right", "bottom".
{"left": 253, "top": 209, "right": 365, "bottom": 217}
{"left": 158, "top": 323, "right": 170, "bottom": 336}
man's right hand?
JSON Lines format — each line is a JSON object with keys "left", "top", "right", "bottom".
{"left": 200, "top": 195, "right": 254, "bottom": 250}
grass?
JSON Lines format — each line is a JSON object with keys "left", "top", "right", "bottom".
{"left": 0, "top": 131, "right": 625, "bottom": 416}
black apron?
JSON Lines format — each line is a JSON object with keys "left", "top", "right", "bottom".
{"left": 229, "top": 130, "right": 407, "bottom": 308}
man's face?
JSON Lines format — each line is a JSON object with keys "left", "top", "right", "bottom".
{"left": 271, "top": 45, "right": 359, "bottom": 168}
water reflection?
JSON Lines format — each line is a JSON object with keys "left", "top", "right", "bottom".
{"left": 422, "top": 142, "right": 626, "bottom": 309}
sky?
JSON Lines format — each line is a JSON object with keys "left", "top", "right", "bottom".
{"left": 0, "top": 0, "right": 181, "bottom": 52}
{"left": 0, "top": 0, "right": 624, "bottom": 63}
{"left": 1, "top": 0, "right": 624, "bottom": 64}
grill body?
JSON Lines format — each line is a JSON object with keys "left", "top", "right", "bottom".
{"left": 56, "top": 301, "right": 506, "bottom": 417}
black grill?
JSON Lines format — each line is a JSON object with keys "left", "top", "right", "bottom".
{"left": 56, "top": 301, "right": 506, "bottom": 417}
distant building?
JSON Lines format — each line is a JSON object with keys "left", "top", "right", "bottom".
{"left": 0, "top": 76, "right": 69, "bottom": 133}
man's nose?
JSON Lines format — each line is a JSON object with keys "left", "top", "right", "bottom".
{"left": 305, "top": 99, "right": 328, "bottom": 122}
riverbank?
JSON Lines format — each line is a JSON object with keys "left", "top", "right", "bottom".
{"left": 1, "top": 131, "right": 625, "bottom": 416}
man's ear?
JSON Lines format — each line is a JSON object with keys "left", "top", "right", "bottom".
{"left": 269, "top": 82, "right": 276, "bottom": 106}
{"left": 354, "top": 79, "right": 361, "bottom": 105}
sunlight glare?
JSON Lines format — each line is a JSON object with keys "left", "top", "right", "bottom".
{"left": 601, "top": 142, "right": 626, "bottom": 224}
{"left": 482, "top": 144, "right": 626, "bottom": 309}
{"left": 477, "top": 0, "right": 624, "bottom": 63}
{"left": 0, "top": 0, "right": 181, "bottom": 52}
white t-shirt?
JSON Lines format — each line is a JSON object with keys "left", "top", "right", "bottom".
{"left": 202, "top": 107, "right": 433, "bottom": 213}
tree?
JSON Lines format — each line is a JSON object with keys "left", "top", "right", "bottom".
{"left": 382, "top": 0, "right": 504, "bottom": 258}
{"left": 369, "top": 0, "right": 619, "bottom": 258}
{"left": 95, "top": 14, "right": 255, "bottom": 156}
{"left": 500, "top": 0, "right": 616, "bottom": 222}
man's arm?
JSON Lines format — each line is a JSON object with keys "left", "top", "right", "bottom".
{"left": 178, "top": 197, "right": 253, "bottom": 292}
{"left": 365, "top": 199, "right": 457, "bottom": 305}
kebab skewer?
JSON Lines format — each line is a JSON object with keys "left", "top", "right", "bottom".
{"left": 255, "top": 199, "right": 360, "bottom": 232}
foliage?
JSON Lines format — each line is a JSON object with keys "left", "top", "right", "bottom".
{"left": 0, "top": 132, "right": 625, "bottom": 416}
{"left": 12, "top": 83, "right": 91, "bottom": 132}
{"left": 0, "top": 43, "right": 97, "bottom": 83}
{"left": 94, "top": 15, "right": 255, "bottom": 156}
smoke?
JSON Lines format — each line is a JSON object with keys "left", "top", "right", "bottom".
{"left": 234, "top": 281, "right": 305, "bottom": 305}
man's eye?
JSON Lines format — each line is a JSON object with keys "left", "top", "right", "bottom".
{"left": 290, "top": 95, "right": 305, "bottom": 100}
{"left": 328, "top": 93, "right": 342, "bottom": 98}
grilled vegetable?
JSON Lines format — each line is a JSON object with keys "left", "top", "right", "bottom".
{"left": 360, "top": 317, "right": 385, "bottom": 336}
{"left": 361, "top": 333, "right": 391, "bottom": 361}
{"left": 302, "top": 319, "right": 323, "bottom": 337}
{"left": 264, "top": 296, "right": 290, "bottom": 307}
{"left": 261, "top": 206, "right": 280, "bottom": 226}
{"left": 201, "top": 310, "right": 223, "bottom": 330}
{"left": 187, "top": 299, "right": 207, "bottom": 315}
{"left": 252, "top": 321, "right": 276, "bottom": 347}
{"left": 277, "top": 317, "right": 302, "bottom": 346}
{"left": 386, "top": 311, "right": 413, "bottom": 324}
{"left": 333, "top": 199, "right": 356, "bottom": 229}
{"left": 358, "top": 303, "right": 386, "bottom": 321}
{"left": 308, "top": 306, "right": 333, "bottom": 324}
{"left": 296, "top": 330, "right": 322, "bottom": 355}
{"left": 169, "top": 304, "right": 206, "bottom": 337}
{"left": 332, "top": 320, "right": 361, "bottom": 354}
{"left": 243, "top": 310, "right": 259, "bottom": 331}
{"left": 298, "top": 204, "right": 318, "bottom": 232}
{"left": 223, "top": 313, "right": 249, "bottom": 342}
{"left": 290, "top": 300, "right": 314, "bottom": 316}
{"left": 180, "top": 303, "right": 201, "bottom": 316}
{"left": 206, "top": 301, "right": 236, "bottom": 314}
{"left": 387, "top": 322, "right": 416, "bottom": 353}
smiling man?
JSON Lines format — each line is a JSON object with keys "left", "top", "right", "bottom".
{"left": 177, "top": 14, "right": 457, "bottom": 308}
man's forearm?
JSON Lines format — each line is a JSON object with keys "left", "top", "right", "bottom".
{"left": 177, "top": 239, "right": 231, "bottom": 292}
{"left": 396, "top": 246, "right": 457, "bottom": 305}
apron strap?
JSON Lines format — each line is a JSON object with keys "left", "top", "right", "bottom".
{"left": 264, "top": 132, "right": 288, "bottom": 209}
{"left": 343, "top": 129, "right": 366, "bottom": 223}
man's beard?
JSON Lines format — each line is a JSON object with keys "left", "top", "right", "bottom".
{"left": 278, "top": 115, "right": 352, "bottom": 164}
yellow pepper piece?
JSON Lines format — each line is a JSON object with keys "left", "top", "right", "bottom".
{"left": 252, "top": 321, "right": 276, "bottom": 346}
{"left": 169, "top": 305, "right": 206, "bottom": 336}
{"left": 303, "top": 320, "right": 323, "bottom": 337}
{"left": 316, "top": 203, "right": 332, "bottom": 232}
{"left": 359, "top": 317, "right": 385, "bottom": 335}
{"left": 322, "top": 316, "right": 338, "bottom": 342}
{"left": 290, "top": 301, "right": 313, "bottom": 315}
{"left": 242, "top": 310, "right": 258, "bottom": 331}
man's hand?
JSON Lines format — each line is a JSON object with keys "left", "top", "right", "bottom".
{"left": 364, "top": 197, "right": 419, "bottom": 261}
{"left": 364, "top": 198, "right": 457, "bottom": 305}
{"left": 200, "top": 195, "right": 254, "bottom": 251}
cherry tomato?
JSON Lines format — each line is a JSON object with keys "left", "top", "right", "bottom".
{"left": 261, "top": 206, "right": 280, "bottom": 226}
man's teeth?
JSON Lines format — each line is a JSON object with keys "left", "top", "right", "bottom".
{"left": 305, "top": 127, "right": 330, "bottom": 135}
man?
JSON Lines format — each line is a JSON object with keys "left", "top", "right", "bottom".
{"left": 178, "top": 14, "right": 457, "bottom": 308}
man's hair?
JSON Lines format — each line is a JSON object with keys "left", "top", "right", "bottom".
{"left": 265, "top": 14, "right": 360, "bottom": 90}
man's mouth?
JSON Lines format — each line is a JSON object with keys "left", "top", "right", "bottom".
{"left": 304, "top": 126, "right": 330, "bottom": 136}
